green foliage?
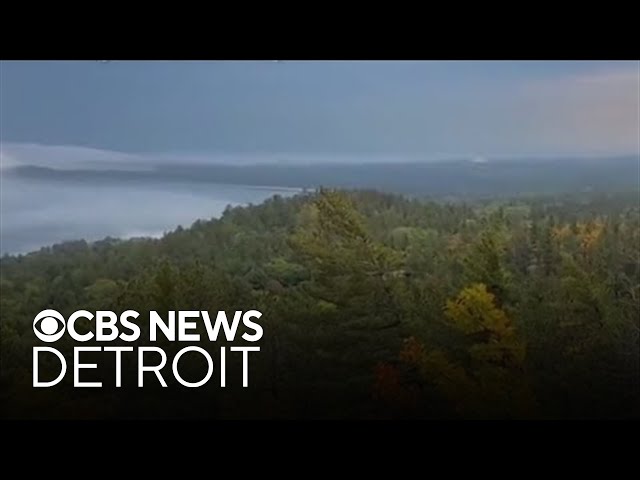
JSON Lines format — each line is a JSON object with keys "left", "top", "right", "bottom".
{"left": 1, "top": 189, "right": 638, "bottom": 419}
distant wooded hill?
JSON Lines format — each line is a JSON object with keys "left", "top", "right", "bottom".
{"left": 6, "top": 155, "right": 638, "bottom": 198}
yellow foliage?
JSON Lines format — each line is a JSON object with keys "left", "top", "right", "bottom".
{"left": 552, "top": 220, "right": 604, "bottom": 253}
{"left": 444, "top": 283, "right": 514, "bottom": 340}
{"left": 577, "top": 220, "right": 604, "bottom": 252}
{"left": 552, "top": 224, "right": 572, "bottom": 243}
{"left": 389, "top": 283, "right": 536, "bottom": 417}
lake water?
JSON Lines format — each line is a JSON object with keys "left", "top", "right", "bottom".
{"left": 0, "top": 175, "right": 299, "bottom": 255}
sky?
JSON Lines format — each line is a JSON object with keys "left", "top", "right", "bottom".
{"left": 1, "top": 60, "right": 638, "bottom": 164}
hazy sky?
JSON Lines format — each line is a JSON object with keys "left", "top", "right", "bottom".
{"left": 1, "top": 60, "right": 638, "bottom": 160}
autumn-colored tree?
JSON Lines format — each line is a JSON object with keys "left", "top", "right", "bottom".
{"left": 1, "top": 189, "right": 637, "bottom": 420}
{"left": 390, "top": 284, "right": 537, "bottom": 418}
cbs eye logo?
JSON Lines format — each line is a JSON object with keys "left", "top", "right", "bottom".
{"left": 33, "top": 309, "right": 66, "bottom": 342}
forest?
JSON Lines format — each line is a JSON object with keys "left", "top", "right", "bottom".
{"left": 1, "top": 188, "right": 639, "bottom": 419}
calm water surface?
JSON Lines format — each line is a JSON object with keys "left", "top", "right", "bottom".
{"left": 0, "top": 175, "right": 298, "bottom": 255}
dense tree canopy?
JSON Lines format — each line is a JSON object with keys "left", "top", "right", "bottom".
{"left": 1, "top": 189, "right": 638, "bottom": 419}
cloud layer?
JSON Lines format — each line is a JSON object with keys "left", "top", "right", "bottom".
{"left": 1, "top": 61, "right": 638, "bottom": 157}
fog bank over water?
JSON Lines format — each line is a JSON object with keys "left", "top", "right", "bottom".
{"left": 0, "top": 174, "right": 297, "bottom": 255}
{"left": 3, "top": 142, "right": 633, "bottom": 172}
{"left": 0, "top": 142, "right": 441, "bottom": 171}
{"left": 1, "top": 140, "right": 637, "bottom": 255}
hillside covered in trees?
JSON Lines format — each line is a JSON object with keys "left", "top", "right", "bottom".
{"left": 1, "top": 189, "right": 639, "bottom": 419}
